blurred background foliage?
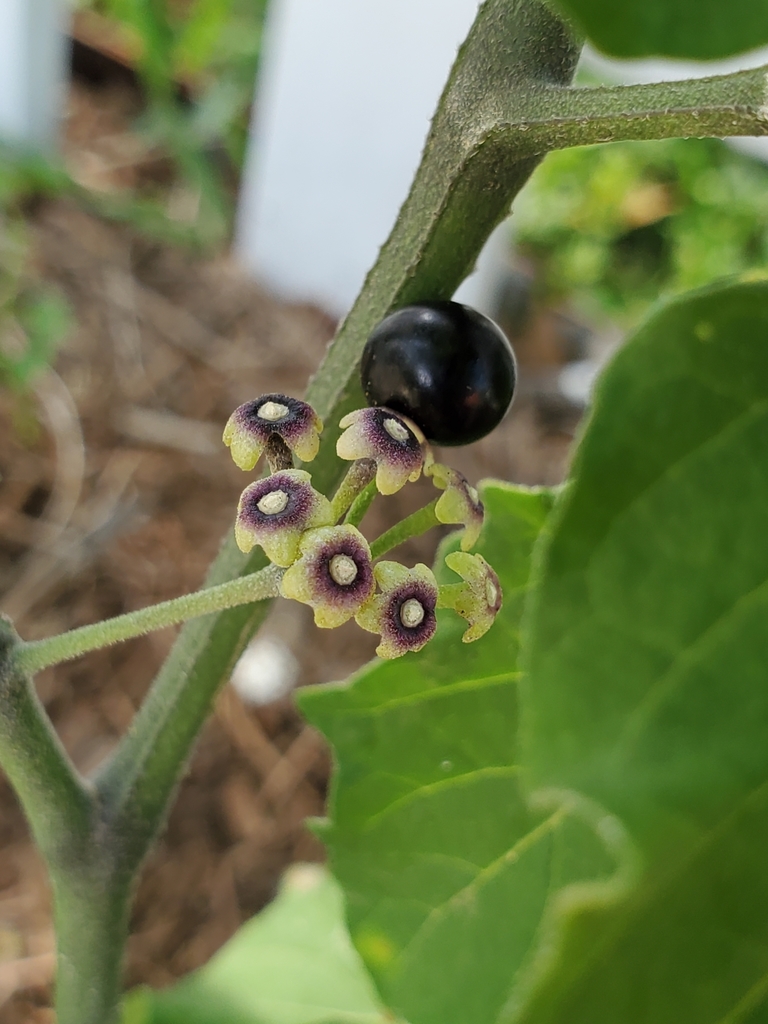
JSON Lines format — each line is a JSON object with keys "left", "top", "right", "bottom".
{"left": 6, "top": 5, "right": 768, "bottom": 331}
{"left": 0, "top": 157, "right": 74, "bottom": 406}
{"left": 514, "top": 137, "right": 768, "bottom": 326}
{"left": 70, "top": 0, "right": 270, "bottom": 243}
{"left": 0, "top": 0, "right": 270, "bottom": 401}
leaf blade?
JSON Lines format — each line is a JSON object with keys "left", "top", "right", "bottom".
{"left": 121, "top": 865, "right": 393, "bottom": 1024}
{"left": 549, "top": 0, "right": 768, "bottom": 59}
{"left": 301, "top": 485, "right": 612, "bottom": 1024}
{"left": 518, "top": 279, "right": 768, "bottom": 1024}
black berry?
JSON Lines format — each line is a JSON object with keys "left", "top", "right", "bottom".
{"left": 360, "top": 301, "right": 516, "bottom": 446}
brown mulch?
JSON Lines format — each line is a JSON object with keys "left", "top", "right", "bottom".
{"left": 0, "top": 61, "right": 581, "bottom": 1023}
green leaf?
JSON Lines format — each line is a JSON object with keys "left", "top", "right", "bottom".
{"left": 120, "top": 864, "right": 392, "bottom": 1024}
{"left": 519, "top": 279, "right": 768, "bottom": 1023}
{"left": 300, "top": 485, "right": 613, "bottom": 1024}
{"left": 549, "top": 0, "right": 768, "bottom": 58}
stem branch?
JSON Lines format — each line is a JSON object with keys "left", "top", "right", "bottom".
{"left": 371, "top": 500, "right": 441, "bottom": 560}
{"left": 497, "top": 66, "right": 768, "bottom": 158}
{"left": 0, "top": 619, "right": 93, "bottom": 866}
{"left": 331, "top": 459, "right": 376, "bottom": 521}
{"left": 18, "top": 564, "right": 284, "bottom": 676}
{"left": 345, "top": 480, "right": 378, "bottom": 528}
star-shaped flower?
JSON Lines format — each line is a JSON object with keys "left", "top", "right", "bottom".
{"left": 280, "top": 525, "right": 375, "bottom": 628}
{"left": 234, "top": 470, "right": 333, "bottom": 566}
{"left": 438, "top": 551, "right": 502, "bottom": 642}
{"left": 426, "top": 463, "right": 484, "bottom": 551}
{"left": 356, "top": 561, "right": 438, "bottom": 659}
{"left": 336, "top": 407, "right": 427, "bottom": 495}
{"left": 224, "top": 394, "right": 323, "bottom": 470}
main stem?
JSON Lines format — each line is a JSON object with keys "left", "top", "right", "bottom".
{"left": 370, "top": 501, "right": 441, "bottom": 560}
{"left": 53, "top": 864, "right": 132, "bottom": 1024}
{"left": 0, "top": 621, "right": 125, "bottom": 1024}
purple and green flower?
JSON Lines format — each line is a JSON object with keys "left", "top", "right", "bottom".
{"left": 234, "top": 469, "right": 333, "bottom": 566}
{"left": 280, "top": 525, "right": 375, "bottom": 628}
{"left": 337, "top": 407, "right": 427, "bottom": 495}
{"left": 224, "top": 394, "right": 323, "bottom": 470}
{"left": 356, "top": 561, "right": 438, "bottom": 659}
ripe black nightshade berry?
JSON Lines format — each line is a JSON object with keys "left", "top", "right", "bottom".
{"left": 360, "top": 301, "right": 516, "bottom": 446}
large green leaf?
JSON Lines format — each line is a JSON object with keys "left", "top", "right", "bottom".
{"left": 550, "top": 0, "right": 768, "bottom": 58}
{"left": 121, "top": 864, "right": 392, "bottom": 1024}
{"left": 299, "top": 484, "right": 613, "bottom": 1024}
{"left": 518, "top": 279, "right": 768, "bottom": 1023}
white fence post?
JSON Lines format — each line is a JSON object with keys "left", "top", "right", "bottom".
{"left": 0, "top": 0, "right": 69, "bottom": 150}
{"left": 235, "top": 0, "right": 500, "bottom": 319}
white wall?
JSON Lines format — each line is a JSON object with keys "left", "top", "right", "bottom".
{"left": 235, "top": 0, "right": 483, "bottom": 317}
{"left": 0, "top": 0, "right": 69, "bottom": 149}
{"left": 235, "top": 1, "right": 768, "bottom": 320}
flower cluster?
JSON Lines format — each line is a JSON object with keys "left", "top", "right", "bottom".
{"left": 223, "top": 394, "right": 502, "bottom": 659}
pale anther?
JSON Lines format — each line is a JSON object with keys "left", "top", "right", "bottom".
{"left": 486, "top": 579, "right": 498, "bottom": 607}
{"left": 400, "top": 598, "right": 425, "bottom": 628}
{"left": 257, "top": 489, "right": 290, "bottom": 515}
{"left": 258, "top": 400, "right": 290, "bottom": 422}
{"left": 384, "top": 417, "right": 411, "bottom": 443}
{"left": 329, "top": 554, "right": 358, "bottom": 586}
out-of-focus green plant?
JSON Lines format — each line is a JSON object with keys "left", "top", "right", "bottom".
{"left": 0, "top": 165, "right": 73, "bottom": 405}
{"left": 514, "top": 137, "right": 768, "bottom": 324}
{"left": 74, "top": 0, "right": 269, "bottom": 244}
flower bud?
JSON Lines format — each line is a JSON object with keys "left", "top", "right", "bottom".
{"left": 439, "top": 551, "right": 502, "bottom": 642}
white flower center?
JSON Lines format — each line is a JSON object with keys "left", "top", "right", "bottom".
{"left": 257, "top": 489, "right": 289, "bottom": 515}
{"left": 329, "top": 553, "right": 358, "bottom": 586}
{"left": 258, "top": 400, "right": 290, "bottom": 422}
{"left": 384, "top": 417, "right": 411, "bottom": 443}
{"left": 486, "top": 579, "right": 499, "bottom": 607}
{"left": 400, "top": 598, "right": 425, "bottom": 628}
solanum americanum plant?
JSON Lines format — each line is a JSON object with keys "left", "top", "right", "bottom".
{"left": 7, "top": 1, "right": 768, "bottom": 1019}
{"left": 223, "top": 300, "right": 512, "bottom": 658}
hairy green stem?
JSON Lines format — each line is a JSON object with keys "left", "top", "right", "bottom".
{"left": 488, "top": 66, "right": 768, "bottom": 159}
{"left": 371, "top": 500, "right": 441, "bottom": 560}
{"left": 53, "top": 867, "right": 132, "bottom": 1024}
{"left": 331, "top": 459, "right": 377, "bottom": 522}
{"left": 17, "top": 564, "right": 284, "bottom": 676}
{"left": 0, "top": 620, "right": 125, "bottom": 1024}
{"left": 345, "top": 481, "right": 378, "bottom": 528}
{"left": 93, "top": 539, "right": 275, "bottom": 873}
{"left": 0, "top": 619, "right": 93, "bottom": 866}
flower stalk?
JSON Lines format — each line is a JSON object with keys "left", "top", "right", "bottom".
{"left": 17, "top": 564, "right": 284, "bottom": 675}
{"left": 331, "top": 458, "right": 377, "bottom": 521}
{"left": 344, "top": 480, "right": 378, "bottom": 527}
{"left": 370, "top": 499, "right": 440, "bottom": 560}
